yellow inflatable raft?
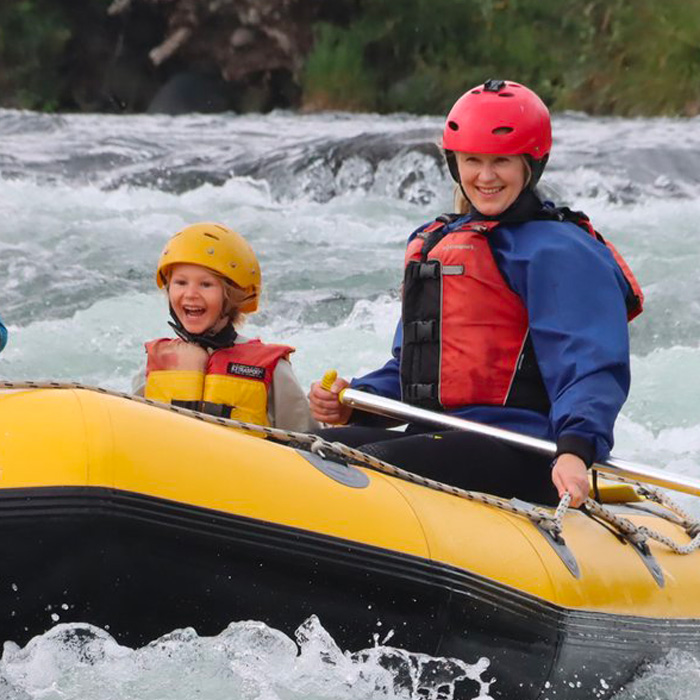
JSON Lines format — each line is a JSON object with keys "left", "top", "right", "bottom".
{"left": 0, "top": 386, "right": 698, "bottom": 699}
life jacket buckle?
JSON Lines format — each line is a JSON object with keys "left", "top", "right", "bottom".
{"left": 405, "top": 320, "right": 438, "bottom": 343}
{"left": 405, "top": 383, "right": 438, "bottom": 401}
{"left": 199, "top": 401, "right": 235, "bottom": 418}
{"left": 417, "top": 261, "right": 440, "bottom": 279}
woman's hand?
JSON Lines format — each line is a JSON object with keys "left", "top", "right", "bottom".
{"left": 308, "top": 377, "right": 352, "bottom": 425}
{"left": 551, "top": 453, "right": 590, "bottom": 508}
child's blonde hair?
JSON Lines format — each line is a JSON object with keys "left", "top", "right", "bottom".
{"left": 217, "top": 273, "right": 257, "bottom": 327}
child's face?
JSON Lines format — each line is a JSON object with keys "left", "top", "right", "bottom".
{"left": 168, "top": 263, "right": 226, "bottom": 335}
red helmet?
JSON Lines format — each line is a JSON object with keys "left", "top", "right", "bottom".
{"left": 442, "top": 79, "right": 551, "bottom": 185}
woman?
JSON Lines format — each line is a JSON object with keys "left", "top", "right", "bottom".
{"left": 135, "top": 222, "right": 318, "bottom": 432}
{"left": 309, "top": 79, "right": 643, "bottom": 507}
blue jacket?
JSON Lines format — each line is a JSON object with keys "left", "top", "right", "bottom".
{"left": 350, "top": 214, "right": 632, "bottom": 463}
{"left": 0, "top": 314, "right": 7, "bottom": 353}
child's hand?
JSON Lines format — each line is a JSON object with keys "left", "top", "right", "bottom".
{"left": 309, "top": 376, "right": 352, "bottom": 425}
{"left": 150, "top": 338, "right": 209, "bottom": 372}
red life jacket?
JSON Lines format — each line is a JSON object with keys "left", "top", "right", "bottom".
{"left": 145, "top": 338, "right": 294, "bottom": 426}
{"left": 400, "top": 211, "right": 643, "bottom": 412}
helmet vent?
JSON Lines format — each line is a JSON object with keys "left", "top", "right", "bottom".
{"left": 203, "top": 232, "right": 220, "bottom": 240}
{"left": 492, "top": 127, "right": 514, "bottom": 135}
{"left": 447, "top": 120, "right": 459, "bottom": 131}
{"left": 470, "top": 90, "right": 481, "bottom": 94}
{"left": 498, "top": 92, "right": 515, "bottom": 98}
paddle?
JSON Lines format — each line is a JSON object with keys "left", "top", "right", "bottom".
{"left": 324, "top": 377, "right": 700, "bottom": 498}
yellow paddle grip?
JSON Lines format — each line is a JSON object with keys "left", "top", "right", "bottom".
{"left": 321, "top": 370, "right": 338, "bottom": 391}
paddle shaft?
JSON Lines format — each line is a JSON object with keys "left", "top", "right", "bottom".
{"left": 340, "top": 388, "right": 700, "bottom": 498}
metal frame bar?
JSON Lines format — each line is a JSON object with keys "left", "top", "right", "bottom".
{"left": 340, "top": 388, "right": 700, "bottom": 498}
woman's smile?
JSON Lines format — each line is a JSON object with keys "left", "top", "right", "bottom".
{"left": 456, "top": 153, "right": 528, "bottom": 216}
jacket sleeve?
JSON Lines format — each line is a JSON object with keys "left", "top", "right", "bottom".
{"left": 500, "top": 222, "right": 631, "bottom": 464}
{"left": 269, "top": 358, "right": 320, "bottom": 432}
{"left": 132, "top": 366, "right": 146, "bottom": 396}
{"left": 0, "top": 314, "right": 7, "bottom": 353}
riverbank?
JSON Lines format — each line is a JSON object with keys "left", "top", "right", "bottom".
{"left": 1, "top": 0, "right": 699, "bottom": 116}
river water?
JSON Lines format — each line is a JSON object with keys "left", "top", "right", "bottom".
{"left": 0, "top": 109, "right": 698, "bottom": 698}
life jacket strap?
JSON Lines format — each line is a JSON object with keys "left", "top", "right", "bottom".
{"left": 200, "top": 401, "right": 235, "bottom": 418}
{"left": 406, "top": 260, "right": 441, "bottom": 281}
{"left": 404, "top": 383, "right": 439, "bottom": 403}
{"left": 418, "top": 214, "right": 460, "bottom": 260}
{"left": 404, "top": 320, "right": 439, "bottom": 343}
{"left": 171, "top": 398, "right": 235, "bottom": 418}
{"left": 171, "top": 399, "right": 202, "bottom": 412}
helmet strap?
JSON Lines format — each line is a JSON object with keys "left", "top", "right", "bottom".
{"left": 444, "top": 150, "right": 461, "bottom": 183}
{"left": 526, "top": 154, "right": 549, "bottom": 188}
{"left": 167, "top": 304, "right": 238, "bottom": 350}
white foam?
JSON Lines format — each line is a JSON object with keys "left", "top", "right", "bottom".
{"left": 0, "top": 617, "right": 492, "bottom": 700}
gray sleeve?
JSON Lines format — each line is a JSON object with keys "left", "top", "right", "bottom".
{"left": 268, "top": 359, "right": 320, "bottom": 432}
{"left": 132, "top": 366, "right": 147, "bottom": 397}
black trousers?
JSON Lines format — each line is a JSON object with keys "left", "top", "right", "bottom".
{"left": 316, "top": 425, "right": 559, "bottom": 505}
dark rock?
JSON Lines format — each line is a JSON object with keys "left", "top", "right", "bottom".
{"left": 117, "top": 0, "right": 325, "bottom": 113}
{"left": 147, "top": 71, "right": 234, "bottom": 114}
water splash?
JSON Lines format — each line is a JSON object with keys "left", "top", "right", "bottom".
{"left": 610, "top": 650, "right": 700, "bottom": 700}
{"left": 0, "top": 617, "right": 493, "bottom": 700}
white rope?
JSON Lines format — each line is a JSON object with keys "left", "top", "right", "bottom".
{"left": 588, "top": 472, "right": 700, "bottom": 552}
{"left": 552, "top": 492, "right": 572, "bottom": 530}
{"left": 2, "top": 380, "right": 698, "bottom": 554}
{"left": 584, "top": 496, "right": 700, "bottom": 555}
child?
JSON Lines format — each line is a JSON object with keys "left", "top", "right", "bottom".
{"left": 138, "top": 222, "right": 318, "bottom": 432}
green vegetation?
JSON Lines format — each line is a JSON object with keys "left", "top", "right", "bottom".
{"left": 0, "top": 0, "right": 112, "bottom": 111}
{"left": 302, "top": 0, "right": 700, "bottom": 116}
{"left": 0, "top": 1, "right": 72, "bottom": 110}
{"left": 1, "top": 0, "right": 700, "bottom": 115}
{"left": 561, "top": 0, "right": 700, "bottom": 115}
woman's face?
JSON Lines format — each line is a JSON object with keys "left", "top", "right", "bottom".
{"left": 167, "top": 263, "right": 226, "bottom": 334}
{"left": 455, "top": 153, "right": 528, "bottom": 216}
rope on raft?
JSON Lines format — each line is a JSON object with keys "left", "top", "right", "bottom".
{"left": 2, "top": 380, "right": 699, "bottom": 555}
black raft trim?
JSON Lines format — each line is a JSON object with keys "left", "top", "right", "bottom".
{"left": 1, "top": 485, "right": 699, "bottom": 650}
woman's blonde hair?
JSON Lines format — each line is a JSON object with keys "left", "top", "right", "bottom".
{"left": 451, "top": 154, "right": 532, "bottom": 214}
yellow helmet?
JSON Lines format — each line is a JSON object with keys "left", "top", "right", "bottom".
{"left": 156, "top": 222, "right": 261, "bottom": 313}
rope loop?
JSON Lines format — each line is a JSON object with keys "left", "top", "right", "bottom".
{"left": 309, "top": 436, "right": 328, "bottom": 458}
{"left": 553, "top": 492, "right": 571, "bottom": 524}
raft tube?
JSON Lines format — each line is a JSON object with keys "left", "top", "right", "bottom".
{"left": 0, "top": 388, "right": 699, "bottom": 699}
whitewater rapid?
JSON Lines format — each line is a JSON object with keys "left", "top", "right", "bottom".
{"left": 0, "top": 108, "right": 699, "bottom": 698}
